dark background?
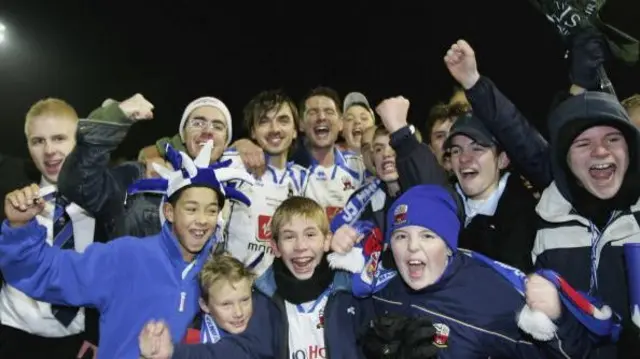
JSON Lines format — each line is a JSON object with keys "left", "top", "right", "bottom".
{"left": 0, "top": 0, "right": 638, "bottom": 160}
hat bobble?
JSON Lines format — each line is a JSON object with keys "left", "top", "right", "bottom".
{"left": 385, "top": 185, "right": 460, "bottom": 252}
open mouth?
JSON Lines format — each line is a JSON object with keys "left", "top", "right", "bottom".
{"left": 43, "top": 159, "right": 63, "bottom": 175}
{"left": 313, "top": 124, "right": 331, "bottom": 139}
{"left": 189, "top": 229, "right": 209, "bottom": 240}
{"left": 290, "top": 257, "right": 315, "bottom": 274}
{"left": 229, "top": 319, "right": 247, "bottom": 328}
{"left": 459, "top": 168, "right": 479, "bottom": 180}
{"left": 407, "top": 259, "right": 426, "bottom": 279}
{"left": 381, "top": 160, "right": 396, "bottom": 174}
{"left": 196, "top": 138, "right": 214, "bottom": 147}
{"left": 352, "top": 128, "right": 363, "bottom": 138}
{"left": 589, "top": 163, "right": 616, "bottom": 181}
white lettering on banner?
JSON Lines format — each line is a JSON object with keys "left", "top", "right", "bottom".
{"left": 291, "top": 345, "right": 326, "bottom": 359}
{"left": 341, "top": 202, "right": 359, "bottom": 223}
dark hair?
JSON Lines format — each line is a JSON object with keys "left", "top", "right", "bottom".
{"left": 243, "top": 89, "right": 299, "bottom": 133}
{"left": 167, "top": 185, "right": 223, "bottom": 208}
{"left": 299, "top": 86, "right": 342, "bottom": 116}
{"left": 423, "top": 102, "right": 472, "bottom": 144}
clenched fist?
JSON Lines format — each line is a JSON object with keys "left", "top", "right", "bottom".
{"left": 5, "top": 184, "right": 45, "bottom": 227}
{"left": 375, "top": 97, "right": 410, "bottom": 134}
{"left": 525, "top": 274, "right": 562, "bottom": 320}
{"left": 444, "top": 40, "right": 480, "bottom": 90}
{"left": 119, "top": 94, "right": 154, "bottom": 122}
{"left": 331, "top": 224, "right": 363, "bottom": 254}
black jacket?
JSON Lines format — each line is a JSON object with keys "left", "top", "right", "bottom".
{"left": 458, "top": 173, "right": 538, "bottom": 272}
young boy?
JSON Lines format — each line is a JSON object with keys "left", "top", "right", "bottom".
{"left": 0, "top": 142, "right": 250, "bottom": 358}
{"left": 183, "top": 253, "right": 256, "bottom": 344}
{"left": 139, "top": 196, "right": 372, "bottom": 359}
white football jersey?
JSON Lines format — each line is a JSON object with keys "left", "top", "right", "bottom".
{"left": 221, "top": 151, "right": 305, "bottom": 275}
{"left": 301, "top": 149, "right": 364, "bottom": 223}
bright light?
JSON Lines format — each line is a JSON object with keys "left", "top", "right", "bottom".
{"left": 0, "top": 22, "right": 5, "bottom": 44}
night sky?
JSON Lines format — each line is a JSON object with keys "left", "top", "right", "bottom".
{"left": 0, "top": 0, "right": 638, "bottom": 161}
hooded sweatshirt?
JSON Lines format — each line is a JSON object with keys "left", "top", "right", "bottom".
{"left": 534, "top": 91, "right": 640, "bottom": 358}
{"left": 0, "top": 220, "right": 213, "bottom": 359}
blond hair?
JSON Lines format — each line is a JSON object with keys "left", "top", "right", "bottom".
{"left": 271, "top": 197, "right": 329, "bottom": 242}
{"left": 622, "top": 94, "right": 640, "bottom": 114}
{"left": 199, "top": 253, "right": 256, "bottom": 303}
{"left": 25, "top": 98, "right": 78, "bottom": 135}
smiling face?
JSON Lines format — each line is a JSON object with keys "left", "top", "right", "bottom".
{"left": 26, "top": 115, "right": 77, "bottom": 184}
{"left": 272, "top": 215, "right": 330, "bottom": 280}
{"left": 390, "top": 225, "right": 450, "bottom": 290}
{"left": 372, "top": 132, "right": 398, "bottom": 183}
{"left": 450, "top": 135, "right": 508, "bottom": 200}
{"left": 183, "top": 106, "right": 228, "bottom": 162}
{"left": 302, "top": 95, "right": 342, "bottom": 149}
{"left": 567, "top": 125, "right": 629, "bottom": 199}
{"left": 342, "top": 104, "right": 375, "bottom": 151}
{"left": 251, "top": 102, "right": 297, "bottom": 157}
{"left": 200, "top": 277, "right": 253, "bottom": 334}
{"left": 164, "top": 186, "right": 220, "bottom": 262}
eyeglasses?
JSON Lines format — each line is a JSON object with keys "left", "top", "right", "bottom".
{"left": 187, "top": 118, "right": 226, "bottom": 131}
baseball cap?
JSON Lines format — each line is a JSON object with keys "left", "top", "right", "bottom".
{"left": 443, "top": 113, "right": 498, "bottom": 150}
{"left": 343, "top": 92, "right": 372, "bottom": 113}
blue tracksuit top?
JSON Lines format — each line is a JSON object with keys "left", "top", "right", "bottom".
{"left": 372, "top": 253, "right": 592, "bottom": 358}
{"left": 0, "top": 219, "right": 213, "bottom": 359}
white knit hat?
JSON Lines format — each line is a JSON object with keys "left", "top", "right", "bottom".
{"left": 178, "top": 97, "right": 233, "bottom": 146}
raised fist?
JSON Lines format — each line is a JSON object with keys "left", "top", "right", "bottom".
{"left": 375, "top": 97, "right": 410, "bottom": 134}
{"left": 119, "top": 94, "right": 154, "bottom": 122}
{"left": 444, "top": 40, "right": 480, "bottom": 90}
{"left": 331, "top": 224, "right": 362, "bottom": 254}
{"left": 525, "top": 274, "right": 562, "bottom": 320}
{"left": 5, "top": 184, "right": 45, "bottom": 227}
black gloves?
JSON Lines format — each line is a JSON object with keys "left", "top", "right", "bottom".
{"left": 360, "top": 314, "right": 439, "bottom": 359}
{"left": 569, "top": 26, "right": 608, "bottom": 91}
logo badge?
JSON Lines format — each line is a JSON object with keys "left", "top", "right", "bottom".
{"left": 433, "top": 323, "right": 450, "bottom": 348}
{"left": 393, "top": 204, "right": 408, "bottom": 225}
{"left": 317, "top": 308, "right": 325, "bottom": 329}
{"left": 342, "top": 176, "right": 355, "bottom": 191}
{"left": 257, "top": 215, "right": 272, "bottom": 241}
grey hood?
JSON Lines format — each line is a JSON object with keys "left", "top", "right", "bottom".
{"left": 547, "top": 91, "right": 640, "bottom": 202}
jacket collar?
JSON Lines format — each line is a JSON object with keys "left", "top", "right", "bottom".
{"left": 254, "top": 266, "right": 352, "bottom": 298}
{"left": 160, "top": 222, "right": 213, "bottom": 279}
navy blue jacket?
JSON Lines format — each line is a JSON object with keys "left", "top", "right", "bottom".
{"left": 372, "top": 253, "right": 591, "bottom": 359}
{"left": 172, "top": 268, "right": 373, "bottom": 359}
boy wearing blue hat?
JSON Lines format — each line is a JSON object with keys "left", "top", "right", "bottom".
{"left": 0, "top": 142, "right": 253, "bottom": 358}
{"left": 363, "top": 184, "right": 612, "bottom": 358}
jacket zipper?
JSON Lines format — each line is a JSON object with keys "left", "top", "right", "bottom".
{"left": 323, "top": 292, "right": 336, "bottom": 359}
{"left": 272, "top": 295, "right": 289, "bottom": 359}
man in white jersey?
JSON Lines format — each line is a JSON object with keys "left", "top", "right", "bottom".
{"left": 227, "top": 88, "right": 365, "bottom": 222}
{"left": 222, "top": 90, "right": 306, "bottom": 275}
{"left": 297, "top": 87, "right": 365, "bottom": 221}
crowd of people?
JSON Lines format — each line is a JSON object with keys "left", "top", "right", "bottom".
{"left": 0, "top": 23, "right": 639, "bottom": 359}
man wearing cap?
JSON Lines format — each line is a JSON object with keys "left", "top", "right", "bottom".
{"left": 58, "top": 94, "right": 233, "bottom": 239}
{"left": 444, "top": 114, "right": 538, "bottom": 271}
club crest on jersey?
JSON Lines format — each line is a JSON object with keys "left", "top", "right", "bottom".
{"left": 393, "top": 204, "right": 408, "bottom": 225}
{"left": 257, "top": 215, "right": 272, "bottom": 241}
{"left": 433, "top": 323, "right": 450, "bottom": 348}
{"left": 342, "top": 176, "right": 355, "bottom": 191}
{"left": 317, "top": 308, "right": 325, "bottom": 329}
